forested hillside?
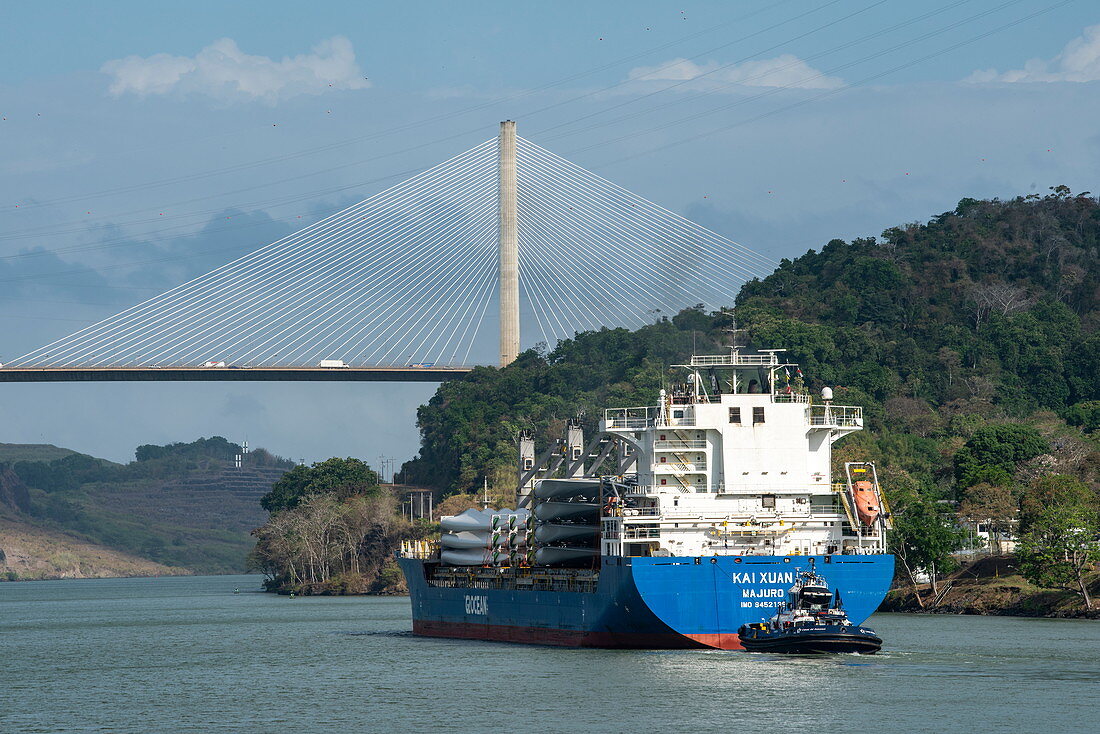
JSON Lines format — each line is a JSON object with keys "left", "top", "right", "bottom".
{"left": 1, "top": 437, "right": 295, "bottom": 575}
{"left": 735, "top": 185, "right": 1098, "bottom": 417}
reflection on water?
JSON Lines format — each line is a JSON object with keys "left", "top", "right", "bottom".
{"left": 2, "top": 575, "right": 1098, "bottom": 733}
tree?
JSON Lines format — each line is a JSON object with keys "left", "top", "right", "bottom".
{"left": 970, "top": 282, "right": 1034, "bottom": 327}
{"left": 889, "top": 487, "right": 967, "bottom": 604}
{"left": 1018, "top": 475, "right": 1096, "bottom": 534}
{"left": 135, "top": 436, "right": 241, "bottom": 462}
{"left": 958, "top": 483, "right": 1017, "bottom": 554}
{"left": 261, "top": 457, "right": 379, "bottom": 514}
{"left": 1017, "top": 502, "right": 1099, "bottom": 610}
{"left": 1063, "top": 401, "right": 1100, "bottom": 434}
{"left": 953, "top": 424, "right": 1048, "bottom": 489}
{"left": 250, "top": 492, "right": 409, "bottom": 592}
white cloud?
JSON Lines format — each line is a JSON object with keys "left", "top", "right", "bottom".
{"left": 627, "top": 55, "right": 844, "bottom": 90}
{"left": 967, "top": 24, "right": 1100, "bottom": 83}
{"left": 101, "top": 36, "right": 370, "bottom": 102}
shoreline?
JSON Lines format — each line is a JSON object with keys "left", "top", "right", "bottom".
{"left": 879, "top": 555, "right": 1099, "bottom": 620}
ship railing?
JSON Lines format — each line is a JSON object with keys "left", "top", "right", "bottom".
{"left": 604, "top": 405, "right": 697, "bottom": 429}
{"left": 605, "top": 417, "right": 651, "bottom": 429}
{"left": 627, "top": 484, "right": 715, "bottom": 495}
{"left": 671, "top": 394, "right": 720, "bottom": 405}
{"left": 628, "top": 483, "right": 848, "bottom": 496}
{"left": 689, "top": 354, "right": 778, "bottom": 366}
{"left": 604, "top": 406, "right": 655, "bottom": 429}
{"left": 618, "top": 506, "right": 663, "bottom": 517}
{"left": 653, "top": 439, "right": 707, "bottom": 450}
{"left": 623, "top": 528, "right": 661, "bottom": 540}
{"left": 810, "top": 502, "right": 842, "bottom": 514}
{"left": 808, "top": 404, "right": 863, "bottom": 427}
{"left": 772, "top": 392, "right": 811, "bottom": 404}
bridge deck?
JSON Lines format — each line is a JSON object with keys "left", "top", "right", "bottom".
{"left": 0, "top": 367, "right": 474, "bottom": 383}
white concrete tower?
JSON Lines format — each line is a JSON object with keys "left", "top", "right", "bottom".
{"left": 498, "top": 120, "right": 520, "bottom": 366}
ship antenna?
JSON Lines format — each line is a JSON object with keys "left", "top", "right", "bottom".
{"left": 720, "top": 309, "right": 746, "bottom": 355}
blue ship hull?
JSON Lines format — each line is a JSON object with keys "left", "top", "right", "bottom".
{"left": 399, "top": 554, "right": 894, "bottom": 649}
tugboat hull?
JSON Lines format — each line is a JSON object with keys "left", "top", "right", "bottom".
{"left": 739, "top": 626, "right": 883, "bottom": 654}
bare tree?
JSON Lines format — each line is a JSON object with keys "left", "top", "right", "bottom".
{"left": 970, "top": 282, "right": 1034, "bottom": 327}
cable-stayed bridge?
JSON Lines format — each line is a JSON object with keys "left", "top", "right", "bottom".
{"left": 0, "top": 122, "right": 774, "bottom": 384}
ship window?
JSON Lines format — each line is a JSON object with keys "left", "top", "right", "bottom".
{"left": 660, "top": 456, "right": 666, "bottom": 463}
{"left": 523, "top": 458, "right": 534, "bottom": 470}
{"left": 762, "top": 494, "right": 776, "bottom": 509}
{"left": 753, "top": 407, "right": 765, "bottom": 424}
{"left": 728, "top": 407, "right": 741, "bottom": 424}
{"left": 673, "top": 409, "right": 685, "bottom": 419}
{"left": 571, "top": 447, "right": 581, "bottom": 460}
{"left": 660, "top": 479, "right": 667, "bottom": 486}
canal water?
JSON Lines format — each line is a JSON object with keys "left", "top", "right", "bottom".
{"left": 2, "top": 574, "right": 1097, "bottom": 733}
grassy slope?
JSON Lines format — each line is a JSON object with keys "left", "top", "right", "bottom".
{"left": 25, "top": 467, "right": 284, "bottom": 574}
{"left": 0, "top": 515, "right": 188, "bottom": 580}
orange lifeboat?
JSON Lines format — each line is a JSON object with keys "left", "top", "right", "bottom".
{"left": 853, "top": 480, "right": 880, "bottom": 526}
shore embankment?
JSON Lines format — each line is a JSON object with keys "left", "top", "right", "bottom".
{"left": 881, "top": 555, "right": 1100, "bottom": 619}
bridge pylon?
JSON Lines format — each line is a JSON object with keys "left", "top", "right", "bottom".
{"left": 498, "top": 120, "right": 520, "bottom": 367}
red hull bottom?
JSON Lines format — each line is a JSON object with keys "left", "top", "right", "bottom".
{"left": 413, "top": 620, "right": 745, "bottom": 650}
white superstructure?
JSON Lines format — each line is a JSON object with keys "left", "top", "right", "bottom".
{"left": 598, "top": 348, "right": 890, "bottom": 558}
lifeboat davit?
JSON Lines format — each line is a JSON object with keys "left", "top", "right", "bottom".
{"left": 852, "top": 480, "right": 880, "bottom": 526}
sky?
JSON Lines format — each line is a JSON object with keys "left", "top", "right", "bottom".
{"left": 0, "top": 0, "right": 1098, "bottom": 466}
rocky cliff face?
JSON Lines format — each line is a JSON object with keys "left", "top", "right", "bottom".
{"left": 0, "top": 466, "right": 31, "bottom": 514}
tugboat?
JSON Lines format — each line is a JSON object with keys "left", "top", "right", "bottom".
{"left": 738, "top": 561, "right": 883, "bottom": 654}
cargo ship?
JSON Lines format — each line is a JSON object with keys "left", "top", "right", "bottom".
{"left": 397, "top": 348, "right": 894, "bottom": 649}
